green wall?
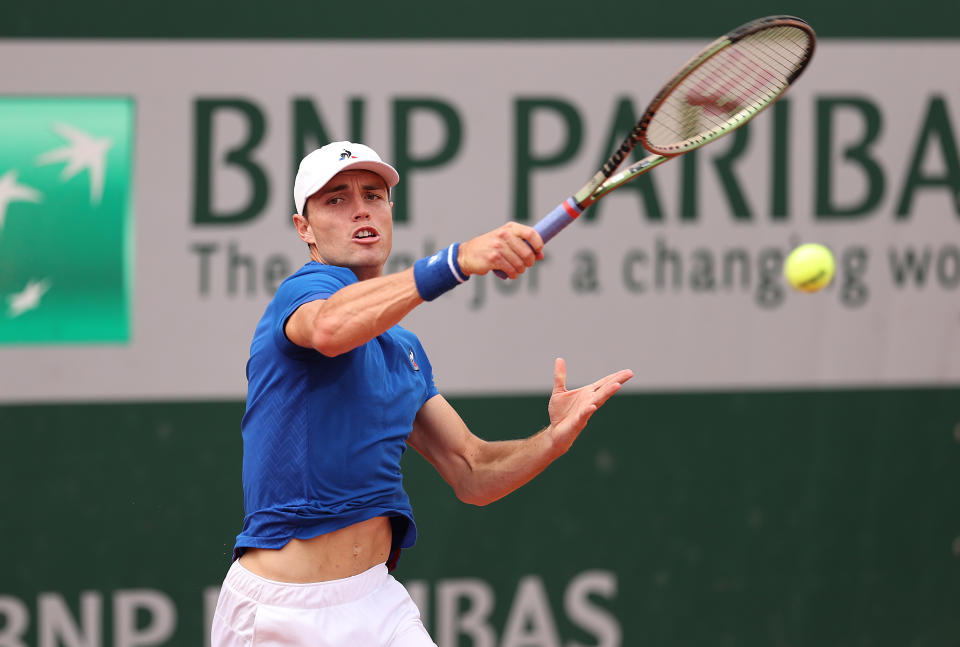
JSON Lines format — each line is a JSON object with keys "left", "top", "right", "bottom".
{"left": 1, "top": 0, "right": 959, "bottom": 38}
{"left": 2, "top": 390, "right": 957, "bottom": 645}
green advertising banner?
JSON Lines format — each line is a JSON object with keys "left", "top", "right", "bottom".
{"left": 0, "top": 98, "right": 134, "bottom": 344}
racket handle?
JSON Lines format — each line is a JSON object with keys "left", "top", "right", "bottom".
{"left": 494, "top": 198, "right": 583, "bottom": 279}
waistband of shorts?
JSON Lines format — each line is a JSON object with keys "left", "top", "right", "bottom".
{"left": 223, "top": 559, "right": 389, "bottom": 608}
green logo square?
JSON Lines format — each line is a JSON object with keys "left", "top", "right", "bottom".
{"left": 0, "top": 97, "right": 134, "bottom": 345}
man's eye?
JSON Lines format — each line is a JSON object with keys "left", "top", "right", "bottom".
{"left": 366, "top": 193, "right": 383, "bottom": 200}
{"left": 328, "top": 197, "right": 344, "bottom": 205}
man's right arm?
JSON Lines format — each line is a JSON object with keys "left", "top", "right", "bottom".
{"left": 285, "top": 222, "right": 545, "bottom": 356}
{"left": 284, "top": 268, "right": 422, "bottom": 357}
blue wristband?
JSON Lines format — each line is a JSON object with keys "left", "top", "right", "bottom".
{"left": 414, "top": 243, "right": 469, "bottom": 301}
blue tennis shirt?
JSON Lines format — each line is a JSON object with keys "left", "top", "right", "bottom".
{"left": 234, "top": 262, "right": 439, "bottom": 558}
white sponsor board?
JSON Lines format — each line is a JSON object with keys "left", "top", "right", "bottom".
{"left": 0, "top": 40, "right": 958, "bottom": 401}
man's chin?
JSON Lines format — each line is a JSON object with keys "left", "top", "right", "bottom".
{"left": 316, "top": 247, "right": 389, "bottom": 268}
{"left": 344, "top": 254, "right": 390, "bottom": 280}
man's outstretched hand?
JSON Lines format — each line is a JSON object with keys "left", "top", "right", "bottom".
{"left": 546, "top": 358, "right": 634, "bottom": 454}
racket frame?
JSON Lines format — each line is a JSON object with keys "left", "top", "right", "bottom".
{"left": 496, "top": 15, "right": 816, "bottom": 274}
{"left": 586, "top": 15, "right": 815, "bottom": 209}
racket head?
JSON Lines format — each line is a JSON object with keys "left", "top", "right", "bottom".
{"left": 639, "top": 15, "right": 816, "bottom": 157}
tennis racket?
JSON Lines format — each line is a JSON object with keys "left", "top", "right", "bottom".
{"left": 496, "top": 15, "right": 815, "bottom": 278}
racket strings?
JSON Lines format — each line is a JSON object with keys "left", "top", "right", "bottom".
{"left": 645, "top": 25, "right": 812, "bottom": 153}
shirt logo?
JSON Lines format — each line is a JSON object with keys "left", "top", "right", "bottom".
{"left": 408, "top": 348, "right": 420, "bottom": 371}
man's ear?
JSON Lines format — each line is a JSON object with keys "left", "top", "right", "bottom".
{"left": 293, "top": 213, "right": 316, "bottom": 245}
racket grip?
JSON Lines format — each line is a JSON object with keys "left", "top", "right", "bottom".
{"left": 494, "top": 198, "right": 583, "bottom": 279}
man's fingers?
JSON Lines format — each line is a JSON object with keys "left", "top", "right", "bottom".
{"left": 463, "top": 222, "right": 544, "bottom": 277}
{"left": 553, "top": 357, "right": 567, "bottom": 393}
{"left": 497, "top": 223, "right": 541, "bottom": 273}
{"left": 577, "top": 369, "right": 633, "bottom": 410}
{"left": 502, "top": 227, "right": 540, "bottom": 269}
{"left": 590, "top": 381, "right": 625, "bottom": 408}
{"left": 516, "top": 225, "right": 545, "bottom": 259}
{"left": 588, "top": 369, "right": 635, "bottom": 392}
{"left": 564, "top": 367, "right": 634, "bottom": 400}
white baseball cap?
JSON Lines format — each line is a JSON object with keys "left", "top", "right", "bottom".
{"left": 293, "top": 141, "right": 400, "bottom": 215}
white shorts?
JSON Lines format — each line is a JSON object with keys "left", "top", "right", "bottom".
{"left": 211, "top": 560, "right": 436, "bottom": 647}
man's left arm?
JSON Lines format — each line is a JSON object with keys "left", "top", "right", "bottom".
{"left": 407, "top": 359, "right": 634, "bottom": 506}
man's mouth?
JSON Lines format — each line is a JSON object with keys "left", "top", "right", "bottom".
{"left": 353, "top": 227, "right": 379, "bottom": 242}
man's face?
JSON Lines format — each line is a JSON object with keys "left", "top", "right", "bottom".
{"left": 295, "top": 170, "right": 393, "bottom": 280}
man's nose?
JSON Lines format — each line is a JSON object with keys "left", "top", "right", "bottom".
{"left": 352, "top": 208, "right": 371, "bottom": 221}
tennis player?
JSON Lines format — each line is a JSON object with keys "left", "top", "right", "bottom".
{"left": 210, "top": 141, "right": 634, "bottom": 647}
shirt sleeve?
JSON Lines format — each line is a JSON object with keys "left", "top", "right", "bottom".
{"left": 411, "top": 335, "right": 440, "bottom": 404}
{"left": 271, "top": 265, "right": 357, "bottom": 356}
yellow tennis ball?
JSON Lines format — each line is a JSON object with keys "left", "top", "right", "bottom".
{"left": 784, "top": 243, "right": 835, "bottom": 292}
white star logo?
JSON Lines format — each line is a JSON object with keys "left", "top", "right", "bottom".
{"left": 35, "top": 123, "right": 112, "bottom": 205}
{"left": 0, "top": 170, "right": 42, "bottom": 237}
{"left": 7, "top": 278, "right": 51, "bottom": 318}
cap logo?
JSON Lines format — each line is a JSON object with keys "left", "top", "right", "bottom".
{"left": 339, "top": 149, "right": 357, "bottom": 161}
